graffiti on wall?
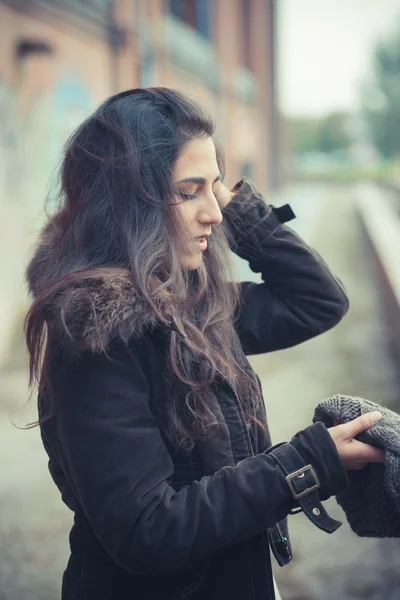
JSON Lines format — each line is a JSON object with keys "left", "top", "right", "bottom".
{"left": 23, "top": 73, "right": 93, "bottom": 213}
{"left": 0, "top": 69, "right": 94, "bottom": 359}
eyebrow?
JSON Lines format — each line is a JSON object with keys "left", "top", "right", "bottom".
{"left": 175, "top": 174, "right": 222, "bottom": 185}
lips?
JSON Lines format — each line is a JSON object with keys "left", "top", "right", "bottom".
{"left": 197, "top": 236, "right": 208, "bottom": 251}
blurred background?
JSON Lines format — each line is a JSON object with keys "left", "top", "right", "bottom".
{"left": 1, "top": 1, "right": 400, "bottom": 599}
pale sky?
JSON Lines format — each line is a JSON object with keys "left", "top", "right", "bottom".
{"left": 278, "top": 0, "right": 400, "bottom": 116}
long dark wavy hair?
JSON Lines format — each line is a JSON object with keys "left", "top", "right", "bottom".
{"left": 25, "top": 87, "right": 267, "bottom": 451}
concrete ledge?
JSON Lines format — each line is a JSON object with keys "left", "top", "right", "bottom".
{"left": 355, "top": 183, "right": 400, "bottom": 362}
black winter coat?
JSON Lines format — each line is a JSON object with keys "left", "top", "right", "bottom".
{"left": 32, "top": 179, "right": 350, "bottom": 600}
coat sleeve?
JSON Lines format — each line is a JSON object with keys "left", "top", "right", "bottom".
{"left": 222, "top": 179, "right": 349, "bottom": 355}
{"left": 51, "top": 345, "right": 348, "bottom": 575}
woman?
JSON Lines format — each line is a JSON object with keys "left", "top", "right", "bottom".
{"left": 25, "top": 88, "right": 384, "bottom": 600}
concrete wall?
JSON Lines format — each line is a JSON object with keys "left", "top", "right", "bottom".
{"left": 0, "top": 0, "right": 277, "bottom": 365}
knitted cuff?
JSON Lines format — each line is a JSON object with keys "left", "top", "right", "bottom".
{"left": 337, "top": 464, "right": 400, "bottom": 538}
{"left": 314, "top": 394, "right": 400, "bottom": 537}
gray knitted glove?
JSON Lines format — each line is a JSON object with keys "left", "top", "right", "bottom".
{"left": 313, "top": 394, "right": 400, "bottom": 538}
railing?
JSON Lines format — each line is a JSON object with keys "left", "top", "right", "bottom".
{"left": 5, "top": 0, "right": 113, "bottom": 30}
{"left": 42, "top": 0, "right": 111, "bottom": 23}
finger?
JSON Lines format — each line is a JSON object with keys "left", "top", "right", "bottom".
{"left": 215, "top": 183, "right": 234, "bottom": 208}
{"left": 342, "top": 411, "right": 382, "bottom": 439}
{"left": 353, "top": 441, "right": 385, "bottom": 464}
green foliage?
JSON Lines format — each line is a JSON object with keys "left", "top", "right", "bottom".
{"left": 362, "top": 22, "right": 400, "bottom": 158}
{"left": 286, "top": 112, "right": 351, "bottom": 156}
{"left": 285, "top": 116, "right": 320, "bottom": 155}
{"left": 316, "top": 112, "right": 351, "bottom": 153}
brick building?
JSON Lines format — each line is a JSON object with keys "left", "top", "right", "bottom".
{"left": 0, "top": 0, "right": 279, "bottom": 364}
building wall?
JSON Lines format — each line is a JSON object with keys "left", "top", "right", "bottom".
{"left": 0, "top": 1, "right": 118, "bottom": 364}
{"left": 0, "top": 0, "right": 277, "bottom": 365}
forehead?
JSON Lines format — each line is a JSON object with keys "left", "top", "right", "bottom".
{"left": 173, "top": 137, "right": 218, "bottom": 180}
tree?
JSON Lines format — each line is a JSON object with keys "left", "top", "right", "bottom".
{"left": 361, "top": 22, "right": 400, "bottom": 158}
{"left": 285, "top": 116, "right": 321, "bottom": 155}
{"left": 286, "top": 112, "right": 351, "bottom": 156}
{"left": 316, "top": 112, "right": 351, "bottom": 154}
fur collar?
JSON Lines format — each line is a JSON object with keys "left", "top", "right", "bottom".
{"left": 26, "top": 214, "right": 176, "bottom": 355}
{"left": 46, "top": 271, "right": 163, "bottom": 354}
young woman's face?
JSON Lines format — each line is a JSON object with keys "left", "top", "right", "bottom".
{"left": 172, "top": 137, "right": 223, "bottom": 270}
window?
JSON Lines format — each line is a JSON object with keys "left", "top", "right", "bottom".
{"left": 169, "top": 0, "right": 211, "bottom": 39}
{"left": 170, "top": 0, "right": 193, "bottom": 24}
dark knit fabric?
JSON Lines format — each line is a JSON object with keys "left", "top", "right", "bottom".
{"left": 313, "top": 395, "right": 400, "bottom": 538}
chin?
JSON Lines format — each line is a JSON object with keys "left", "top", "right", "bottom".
{"left": 181, "top": 254, "right": 203, "bottom": 271}
{"left": 185, "top": 261, "right": 202, "bottom": 271}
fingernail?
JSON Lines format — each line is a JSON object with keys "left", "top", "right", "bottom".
{"left": 370, "top": 411, "right": 382, "bottom": 424}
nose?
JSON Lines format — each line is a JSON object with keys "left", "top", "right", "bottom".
{"left": 198, "top": 193, "right": 223, "bottom": 226}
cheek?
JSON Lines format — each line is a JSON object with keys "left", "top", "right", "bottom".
{"left": 172, "top": 204, "right": 198, "bottom": 256}
{"left": 177, "top": 202, "right": 197, "bottom": 230}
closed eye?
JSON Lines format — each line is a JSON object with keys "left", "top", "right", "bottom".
{"left": 179, "top": 191, "right": 197, "bottom": 200}
{"left": 176, "top": 174, "right": 222, "bottom": 202}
